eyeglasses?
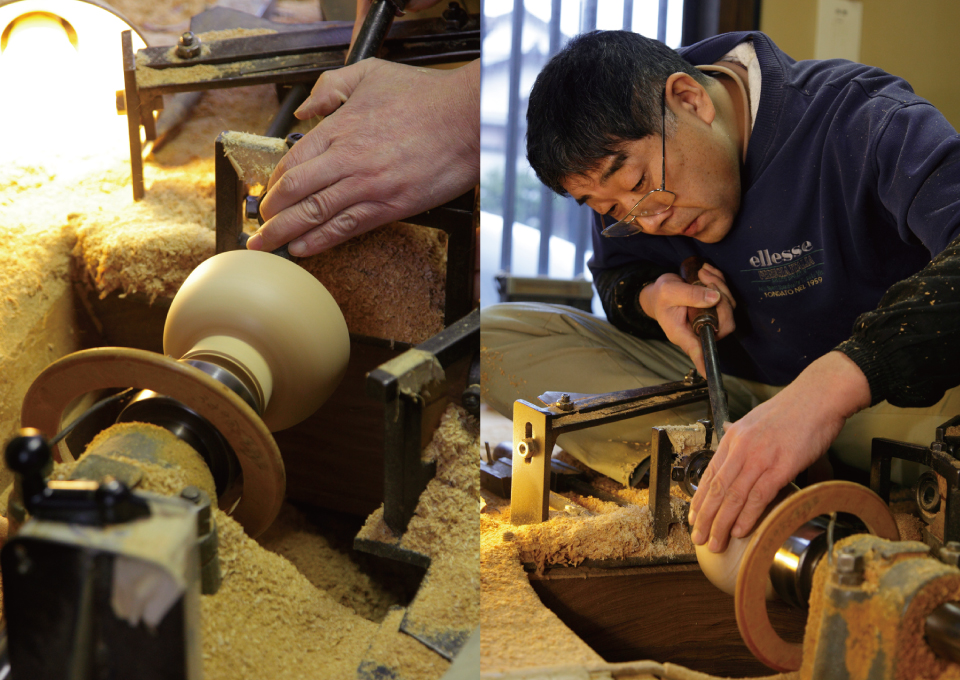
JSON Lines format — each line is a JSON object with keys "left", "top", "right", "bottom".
{"left": 601, "top": 89, "right": 676, "bottom": 238}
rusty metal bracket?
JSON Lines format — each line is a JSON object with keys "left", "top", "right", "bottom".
{"left": 509, "top": 378, "right": 709, "bottom": 526}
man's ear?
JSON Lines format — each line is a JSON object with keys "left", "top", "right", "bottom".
{"left": 666, "top": 72, "right": 716, "bottom": 125}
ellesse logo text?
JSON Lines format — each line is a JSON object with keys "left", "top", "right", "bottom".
{"left": 749, "top": 241, "right": 814, "bottom": 267}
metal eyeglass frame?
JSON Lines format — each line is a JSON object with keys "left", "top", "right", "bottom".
{"left": 601, "top": 89, "right": 677, "bottom": 238}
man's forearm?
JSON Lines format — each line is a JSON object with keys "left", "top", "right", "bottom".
{"left": 835, "top": 232, "right": 960, "bottom": 407}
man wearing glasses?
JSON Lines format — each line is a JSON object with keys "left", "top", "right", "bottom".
{"left": 480, "top": 30, "right": 960, "bottom": 555}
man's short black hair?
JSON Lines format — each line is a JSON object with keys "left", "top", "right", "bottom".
{"left": 526, "top": 30, "right": 710, "bottom": 195}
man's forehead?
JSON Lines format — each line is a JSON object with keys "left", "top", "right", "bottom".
{"left": 561, "top": 142, "right": 649, "bottom": 202}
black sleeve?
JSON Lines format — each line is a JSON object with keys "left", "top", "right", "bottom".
{"left": 593, "top": 262, "right": 673, "bottom": 340}
{"left": 835, "top": 233, "right": 960, "bottom": 408}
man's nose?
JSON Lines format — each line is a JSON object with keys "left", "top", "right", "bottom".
{"left": 636, "top": 209, "right": 671, "bottom": 235}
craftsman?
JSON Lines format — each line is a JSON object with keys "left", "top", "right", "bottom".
{"left": 247, "top": 0, "right": 480, "bottom": 258}
{"left": 480, "top": 30, "right": 960, "bottom": 555}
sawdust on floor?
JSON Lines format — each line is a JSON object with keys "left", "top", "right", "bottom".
{"left": 355, "top": 404, "right": 480, "bottom": 676}
{"left": 257, "top": 503, "right": 403, "bottom": 622}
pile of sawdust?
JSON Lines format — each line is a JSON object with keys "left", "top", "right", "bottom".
{"left": 356, "top": 405, "right": 480, "bottom": 677}
{"left": 480, "top": 470, "right": 694, "bottom": 574}
{"left": 0, "top": 224, "right": 78, "bottom": 450}
{"left": 40, "top": 423, "right": 390, "bottom": 679}
{"left": 480, "top": 507, "right": 602, "bottom": 674}
{"left": 72, "top": 160, "right": 217, "bottom": 303}
{"left": 202, "top": 508, "right": 377, "bottom": 680}
{"left": 479, "top": 461, "right": 702, "bottom": 673}
{"left": 511, "top": 495, "right": 692, "bottom": 574}
{"left": 257, "top": 503, "right": 402, "bottom": 622}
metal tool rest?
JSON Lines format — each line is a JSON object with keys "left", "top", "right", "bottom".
{"left": 510, "top": 374, "right": 711, "bottom": 539}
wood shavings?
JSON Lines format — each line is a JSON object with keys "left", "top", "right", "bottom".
{"left": 509, "top": 494, "right": 692, "bottom": 574}
{"left": 135, "top": 29, "right": 276, "bottom": 88}
{"left": 895, "top": 512, "right": 924, "bottom": 542}
{"left": 52, "top": 422, "right": 217, "bottom": 498}
{"left": 0, "top": 224, "right": 79, "bottom": 462}
{"left": 480, "top": 466, "right": 699, "bottom": 672}
{"left": 358, "top": 606, "right": 450, "bottom": 678}
{"left": 480, "top": 510, "right": 602, "bottom": 674}
{"left": 257, "top": 503, "right": 402, "bottom": 622}
{"left": 202, "top": 508, "right": 378, "bottom": 680}
{"left": 50, "top": 428, "right": 385, "bottom": 679}
{"left": 297, "top": 223, "right": 447, "bottom": 344}
{"left": 72, "top": 160, "right": 216, "bottom": 303}
{"left": 356, "top": 405, "right": 479, "bottom": 676}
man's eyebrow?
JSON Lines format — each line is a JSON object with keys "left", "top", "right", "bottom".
{"left": 574, "top": 151, "right": 629, "bottom": 206}
{"left": 600, "top": 151, "right": 629, "bottom": 184}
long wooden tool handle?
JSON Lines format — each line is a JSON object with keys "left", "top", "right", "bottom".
{"left": 680, "top": 256, "right": 719, "bottom": 334}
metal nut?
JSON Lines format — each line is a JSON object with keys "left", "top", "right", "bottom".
{"left": 834, "top": 546, "right": 864, "bottom": 585}
{"left": 516, "top": 438, "right": 538, "bottom": 460}
{"left": 177, "top": 32, "right": 201, "bottom": 59}
{"left": 181, "top": 486, "right": 212, "bottom": 535}
{"left": 556, "top": 393, "right": 574, "bottom": 412}
{"left": 442, "top": 1, "right": 468, "bottom": 29}
{"left": 941, "top": 541, "right": 960, "bottom": 567}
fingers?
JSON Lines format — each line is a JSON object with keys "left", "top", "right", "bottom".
{"left": 689, "top": 437, "right": 757, "bottom": 553}
{"left": 287, "top": 209, "right": 368, "bottom": 256}
{"left": 264, "top": 145, "right": 340, "bottom": 219}
{"left": 683, "top": 285, "right": 721, "bottom": 309}
{"left": 730, "top": 470, "right": 783, "bottom": 539}
{"left": 249, "top": 176, "right": 364, "bottom": 255}
{"left": 696, "top": 266, "right": 736, "bottom": 337}
{"left": 293, "top": 60, "right": 375, "bottom": 122}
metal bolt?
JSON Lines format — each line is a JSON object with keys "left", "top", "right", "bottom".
{"left": 516, "top": 438, "right": 538, "bottom": 460}
{"left": 177, "top": 32, "right": 201, "bottom": 59}
{"left": 13, "top": 544, "right": 30, "bottom": 575}
{"left": 181, "top": 486, "right": 201, "bottom": 503}
{"left": 244, "top": 195, "right": 260, "bottom": 220}
{"left": 285, "top": 132, "right": 304, "bottom": 149}
{"left": 442, "top": 1, "right": 468, "bottom": 30}
{"left": 917, "top": 471, "right": 942, "bottom": 514}
{"left": 556, "top": 393, "right": 574, "bottom": 412}
{"left": 941, "top": 542, "right": 960, "bottom": 567}
{"left": 181, "top": 486, "right": 212, "bottom": 535}
{"left": 834, "top": 546, "right": 864, "bottom": 585}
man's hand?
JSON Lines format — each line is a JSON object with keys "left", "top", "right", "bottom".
{"left": 639, "top": 262, "right": 736, "bottom": 376}
{"left": 249, "top": 58, "right": 480, "bottom": 257}
{"left": 688, "top": 351, "right": 872, "bottom": 553}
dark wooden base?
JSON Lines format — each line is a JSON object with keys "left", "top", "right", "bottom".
{"left": 528, "top": 562, "right": 806, "bottom": 677}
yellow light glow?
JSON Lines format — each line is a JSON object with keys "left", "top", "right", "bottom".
{"left": 0, "top": 0, "right": 146, "bottom": 165}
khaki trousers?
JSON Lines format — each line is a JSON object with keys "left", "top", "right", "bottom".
{"left": 480, "top": 302, "right": 960, "bottom": 486}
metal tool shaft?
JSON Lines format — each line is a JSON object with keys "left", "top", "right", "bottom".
{"left": 680, "top": 256, "right": 729, "bottom": 441}
{"left": 699, "top": 323, "right": 728, "bottom": 439}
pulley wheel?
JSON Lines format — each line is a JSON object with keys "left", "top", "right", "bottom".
{"left": 734, "top": 480, "right": 899, "bottom": 671}
{"left": 20, "top": 347, "right": 284, "bottom": 538}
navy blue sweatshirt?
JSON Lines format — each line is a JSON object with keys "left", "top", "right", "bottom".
{"left": 590, "top": 32, "right": 960, "bottom": 405}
